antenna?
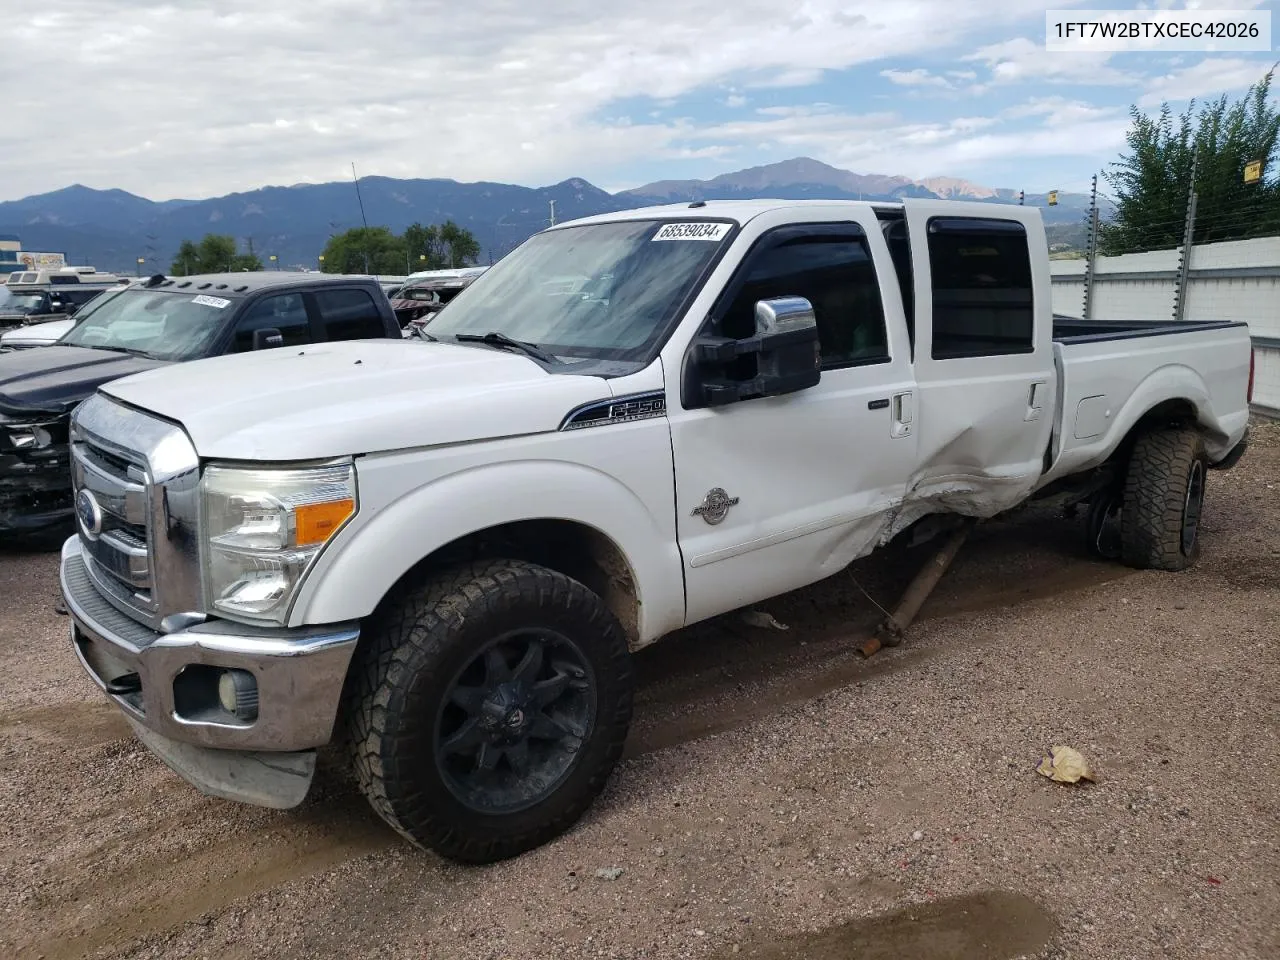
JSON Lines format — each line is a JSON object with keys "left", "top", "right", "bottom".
{"left": 351, "top": 162, "right": 371, "bottom": 273}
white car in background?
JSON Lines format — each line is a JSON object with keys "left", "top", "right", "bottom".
{"left": 0, "top": 316, "right": 75, "bottom": 351}
{"left": 0, "top": 278, "right": 145, "bottom": 351}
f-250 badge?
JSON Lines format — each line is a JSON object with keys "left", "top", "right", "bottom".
{"left": 692, "top": 487, "right": 739, "bottom": 525}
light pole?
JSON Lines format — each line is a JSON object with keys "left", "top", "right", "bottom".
{"left": 269, "top": 254, "right": 278, "bottom": 271}
{"left": 318, "top": 254, "right": 325, "bottom": 272}
{"left": 136, "top": 256, "right": 146, "bottom": 276}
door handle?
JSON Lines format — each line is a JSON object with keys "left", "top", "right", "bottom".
{"left": 1025, "top": 380, "right": 1047, "bottom": 422}
{"left": 891, "top": 391, "right": 912, "bottom": 439}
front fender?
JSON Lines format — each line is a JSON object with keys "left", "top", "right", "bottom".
{"left": 289, "top": 457, "right": 686, "bottom": 645}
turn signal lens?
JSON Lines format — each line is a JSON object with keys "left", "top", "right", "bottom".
{"left": 295, "top": 498, "right": 355, "bottom": 546}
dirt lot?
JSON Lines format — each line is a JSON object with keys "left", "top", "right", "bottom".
{"left": 2, "top": 422, "right": 1277, "bottom": 960}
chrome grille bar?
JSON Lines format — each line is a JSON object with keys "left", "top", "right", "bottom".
{"left": 70, "top": 393, "right": 204, "bottom": 632}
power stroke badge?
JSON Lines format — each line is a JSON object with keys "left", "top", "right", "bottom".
{"left": 692, "top": 487, "right": 739, "bottom": 525}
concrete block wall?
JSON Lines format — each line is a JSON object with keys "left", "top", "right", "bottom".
{"left": 1050, "top": 236, "right": 1280, "bottom": 413}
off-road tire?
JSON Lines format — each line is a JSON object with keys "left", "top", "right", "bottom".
{"left": 344, "top": 559, "right": 633, "bottom": 864}
{"left": 1119, "top": 427, "right": 1208, "bottom": 571}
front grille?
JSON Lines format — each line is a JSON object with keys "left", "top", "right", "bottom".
{"left": 70, "top": 393, "right": 204, "bottom": 631}
{"left": 71, "top": 435, "right": 154, "bottom": 615}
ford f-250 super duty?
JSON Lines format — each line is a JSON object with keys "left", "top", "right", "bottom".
{"left": 58, "top": 199, "right": 1253, "bottom": 864}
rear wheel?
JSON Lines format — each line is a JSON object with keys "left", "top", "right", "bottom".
{"left": 1119, "top": 427, "right": 1208, "bottom": 571}
{"left": 345, "top": 559, "right": 633, "bottom": 863}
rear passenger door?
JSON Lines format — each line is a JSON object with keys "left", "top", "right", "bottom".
{"left": 310, "top": 287, "right": 391, "bottom": 341}
{"left": 902, "top": 202, "right": 1056, "bottom": 513}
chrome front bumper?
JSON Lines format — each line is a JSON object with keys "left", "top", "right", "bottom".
{"left": 60, "top": 537, "right": 360, "bottom": 756}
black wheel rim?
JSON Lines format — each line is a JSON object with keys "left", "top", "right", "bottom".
{"left": 1181, "top": 460, "right": 1205, "bottom": 555}
{"left": 435, "top": 629, "right": 596, "bottom": 815}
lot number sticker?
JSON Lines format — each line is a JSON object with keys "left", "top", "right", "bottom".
{"left": 191, "top": 295, "right": 231, "bottom": 308}
{"left": 652, "top": 222, "right": 731, "bottom": 242}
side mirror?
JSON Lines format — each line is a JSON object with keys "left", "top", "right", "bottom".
{"left": 252, "top": 327, "right": 284, "bottom": 350}
{"left": 686, "top": 296, "right": 822, "bottom": 407}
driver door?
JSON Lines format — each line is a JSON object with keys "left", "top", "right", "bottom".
{"left": 667, "top": 219, "right": 917, "bottom": 626}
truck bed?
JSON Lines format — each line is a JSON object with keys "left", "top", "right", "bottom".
{"left": 1041, "top": 315, "right": 1253, "bottom": 487}
{"left": 1052, "top": 315, "right": 1246, "bottom": 344}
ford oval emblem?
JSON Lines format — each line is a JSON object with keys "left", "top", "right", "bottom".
{"left": 76, "top": 489, "right": 103, "bottom": 540}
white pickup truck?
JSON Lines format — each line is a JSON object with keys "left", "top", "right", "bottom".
{"left": 59, "top": 198, "right": 1254, "bottom": 863}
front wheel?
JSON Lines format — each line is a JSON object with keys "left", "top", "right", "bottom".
{"left": 345, "top": 559, "right": 634, "bottom": 863}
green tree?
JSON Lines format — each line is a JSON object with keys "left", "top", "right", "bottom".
{"left": 326, "top": 221, "right": 484, "bottom": 273}
{"left": 402, "top": 220, "right": 481, "bottom": 270}
{"left": 319, "top": 226, "right": 407, "bottom": 274}
{"left": 1100, "top": 68, "right": 1280, "bottom": 255}
{"left": 171, "top": 234, "right": 262, "bottom": 274}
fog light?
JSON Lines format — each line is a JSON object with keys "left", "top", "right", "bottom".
{"left": 217, "top": 669, "right": 259, "bottom": 721}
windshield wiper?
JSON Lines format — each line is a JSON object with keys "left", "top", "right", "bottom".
{"left": 85, "top": 344, "right": 158, "bottom": 360}
{"left": 452, "top": 332, "right": 554, "bottom": 364}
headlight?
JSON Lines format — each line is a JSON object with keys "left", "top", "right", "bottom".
{"left": 0, "top": 412, "right": 56, "bottom": 451}
{"left": 201, "top": 462, "right": 356, "bottom": 623}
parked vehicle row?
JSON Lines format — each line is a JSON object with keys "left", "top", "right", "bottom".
{"left": 0, "top": 271, "right": 401, "bottom": 537}
{"left": 1, "top": 267, "right": 129, "bottom": 333}
{"left": 39, "top": 199, "right": 1254, "bottom": 867}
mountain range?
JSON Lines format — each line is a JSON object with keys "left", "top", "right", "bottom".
{"left": 0, "top": 158, "right": 1110, "bottom": 273}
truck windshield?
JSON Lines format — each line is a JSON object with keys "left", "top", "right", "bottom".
{"left": 423, "top": 219, "right": 734, "bottom": 363}
{"left": 59, "top": 288, "right": 235, "bottom": 361}
{"left": 5, "top": 293, "right": 47, "bottom": 315}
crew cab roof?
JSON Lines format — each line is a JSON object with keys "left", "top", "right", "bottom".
{"left": 131, "top": 271, "right": 386, "bottom": 295}
{"left": 551, "top": 198, "right": 908, "bottom": 231}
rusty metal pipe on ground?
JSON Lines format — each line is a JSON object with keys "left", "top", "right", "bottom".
{"left": 858, "top": 518, "right": 977, "bottom": 659}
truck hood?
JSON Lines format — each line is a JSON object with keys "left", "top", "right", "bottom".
{"left": 0, "top": 345, "right": 168, "bottom": 416}
{"left": 101, "top": 340, "right": 616, "bottom": 460}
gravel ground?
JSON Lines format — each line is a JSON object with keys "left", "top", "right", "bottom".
{"left": 1, "top": 420, "right": 1276, "bottom": 960}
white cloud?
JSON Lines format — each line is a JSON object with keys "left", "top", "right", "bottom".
{"left": 1003, "top": 96, "right": 1118, "bottom": 123}
{"left": 0, "top": 0, "right": 1082, "bottom": 200}
{"left": 965, "top": 37, "right": 1135, "bottom": 86}
{"left": 677, "top": 101, "right": 1125, "bottom": 183}
{"left": 881, "top": 68, "right": 952, "bottom": 88}
{"left": 1139, "top": 57, "right": 1276, "bottom": 107}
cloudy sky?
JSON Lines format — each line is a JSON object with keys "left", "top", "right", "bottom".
{"left": 3, "top": 0, "right": 1277, "bottom": 201}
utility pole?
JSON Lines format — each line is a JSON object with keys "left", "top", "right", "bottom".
{"left": 549, "top": 199, "right": 556, "bottom": 227}
{"left": 1173, "top": 143, "right": 1199, "bottom": 323}
{"left": 352, "top": 162, "right": 371, "bottom": 274}
{"left": 1082, "top": 173, "right": 1099, "bottom": 320}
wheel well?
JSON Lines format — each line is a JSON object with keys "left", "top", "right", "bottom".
{"left": 1107, "top": 398, "right": 1201, "bottom": 471}
{"left": 374, "top": 519, "right": 642, "bottom": 647}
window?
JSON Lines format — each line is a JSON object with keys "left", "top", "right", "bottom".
{"left": 719, "top": 233, "right": 889, "bottom": 369}
{"left": 231, "top": 293, "right": 310, "bottom": 352}
{"left": 425, "top": 219, "right": 730, "bottom": 364}
{"left": 63, "top": 288, "right": 106, "bottom": 307}
{"left": 314, "top": 288, "right": 386, "bottom": 341}
{"left": 879, "top": 217, "right": 914, "bottom": 353}
{"left": 927, "top": 218, "right": 1034, "bottom": 360}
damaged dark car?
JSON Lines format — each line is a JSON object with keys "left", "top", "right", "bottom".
{"left": 0, "top": 271, "right": 402, "bottom": 543}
